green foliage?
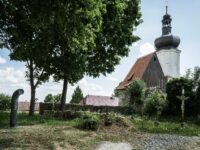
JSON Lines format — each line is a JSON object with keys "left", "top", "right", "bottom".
{"left": 114, "top": 88, "right": 119, "bottom": 97}
{"left": 70, "top": 86, "right": 84, "bottom": 104}
{"left": 166, "top": 77, "right": 195, "bottom": 115}
{"left": 132, "top": 115, "right": 200, "bottom": 136}
{"left": 44, "top": 94, "right": 54, "bottom": 103}
{"left": 144, "top": 90, "right": 167, "bottom": 117}
{"left": 0, "top": 0, "right": 142, "bottom": 112}
{"left": 0, "top": 0, "right": 51, "bottom": 115}
{"left": 0, "top": 93, "right": 11, "bottom": 110}
{"left": 44, "top": 93, "right": 62, "bottom": 104}
{"left": 86, "top": 0, "right": 142, "bottom": 77}
{"left": 80, "top": 115, "right": 100, "bottom": 131}
{"left": 126, "top": 79, "right": 146, "bottom": 106}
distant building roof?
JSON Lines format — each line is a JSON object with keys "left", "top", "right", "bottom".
{"left": 80, "top": 95, "right": 118, "bottom": 106}
{"left": 117, "top": 53, "right": 154, "bottom": 90}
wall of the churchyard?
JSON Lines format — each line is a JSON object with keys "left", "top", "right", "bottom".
{"left": 39, "top": 103, "right": 135, "bottom": 115}
{"left": 18, "top": 101, "right": 39, "bottom": 111}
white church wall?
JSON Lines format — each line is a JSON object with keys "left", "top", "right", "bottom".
{"left": 156, "top": 48, "right": 181, "bottom": 78}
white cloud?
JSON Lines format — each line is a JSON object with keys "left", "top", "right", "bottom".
{"left": 0, "top": 66, "right": 108, "bottom": 103}
{"left": 0, "top": 67, "right": 26, "bottom": 84}
{"left": 77, "top": 78, "right": 107, "bottom": 96}
{"left": 0, "top": 67, "right": 29, "bottom": 101}
{"left": 106, "top": 76, "right": 118, "bottom": 82}
{"left": 138, "top": 42, "right": 155, "bottom": 57}
{"left": 132, "top": 42, "right": 138, "bottom": 47}
{"left": 0, "top": 56, "right": 6, "bottom": 64}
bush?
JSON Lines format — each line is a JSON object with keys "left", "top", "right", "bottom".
{"left": 0, "top": 93, "right": 11, "bottom": 110}
{"left": 126, "top": 79, "right": 146, "bottom": 106}
{"left": 144, "top": 90, "right": 167, "bottom": 117}
{"left": 81, "top": 116, "right": 100, "bottom": 131}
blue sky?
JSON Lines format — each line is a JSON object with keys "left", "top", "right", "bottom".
{"left": 0, "top": 0, "right": 200, "bottom": 102}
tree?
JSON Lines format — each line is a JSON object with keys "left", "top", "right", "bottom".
{"left": 54, "top": 94, "right": 62, "bottom": 104}
{"left": 1, "top": 0, "right": 142, "bottom": 112}
{"left": 70, "top": 86, "right": 84, "bottom": 104}
{"left": 183, "top": 66, "right": 200, "bottom": 115}
{"left": 48, "top": 0, "right": 142, "bottom": 110}
{"left": 44, "top": 93, "right": 62, "bottom": 104}
{"left": 126, "top": 79, "right": 146, "bottom": 106}
{"left": 0, "top": 93, "right": 11, "bottom": 111}
{"left": 44, "top": 94, "right": 54, "bottom": 103}
{"left": 0, "top": 1, "right": 51, "bottom": 116}
{"left": 166, "top": 77, "right": 195, "bottom": 115}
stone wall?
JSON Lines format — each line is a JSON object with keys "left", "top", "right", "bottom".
{"left": 18, "top": 101, "right": 39, "bottom": 111}
{"left": 39, "top": 102, "right": 135, "bottom": 115}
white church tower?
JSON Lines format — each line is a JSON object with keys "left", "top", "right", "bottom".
{"left": 155, "top": 6, "right": 181, "bottom": 78}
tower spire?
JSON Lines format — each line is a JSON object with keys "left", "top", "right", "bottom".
{"left": 166, "top": 5, "right": 168, "bottom": 14}
{"left": 154, "top": 1, "right": 180, "bottom": 50}
{"left": 165, "top": 0, "right": 168, "bottom": 14}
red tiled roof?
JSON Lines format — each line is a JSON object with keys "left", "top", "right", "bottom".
{"left": 117, "top": 53, "right": 154, "bottom": 90}
{"left": 80, "top": 95, "right": 118, "bottom": 106}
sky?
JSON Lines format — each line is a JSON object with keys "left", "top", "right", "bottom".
{"left": 0, "top": 0, "right": 200, "bottom": 102}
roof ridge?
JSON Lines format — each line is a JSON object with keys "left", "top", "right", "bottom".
{"left": 138, "top": 52, "right": 155, "bottom": 59}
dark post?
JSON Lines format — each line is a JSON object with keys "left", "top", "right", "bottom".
{"left": 10, "top": 89, "right": 24, "bottom": 127}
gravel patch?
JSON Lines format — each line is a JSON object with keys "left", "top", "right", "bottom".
{"left": 141, "top": 134, "right": 200, "bottom": 150}
{"left": 95, "top": 134, "right": 200, "bottom": 150}
{"left": 95, "top": 141, "right": 132, "bottom": 150}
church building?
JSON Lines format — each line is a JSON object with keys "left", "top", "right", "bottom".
{"left": 117, "top": 7, "right": 181, "bottom": 93}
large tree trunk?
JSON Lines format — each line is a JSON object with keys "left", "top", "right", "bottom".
{"left": 29, "top": 85, "right": 36, "bottom": 116}
{"left": 29, "top": 60, "right": 36, "bottom": 116}
{"left": 60, "top": 78, "right": 68, "bottom": 111}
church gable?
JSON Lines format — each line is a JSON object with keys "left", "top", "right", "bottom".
{"left": 117, "top": 53, "right": 153, "bottom": 90}
{"left": 117, "top": 52, "right": 166, "bottom": 90}
{"left": 142, "top": 53, "right": 166, "bottom": 89}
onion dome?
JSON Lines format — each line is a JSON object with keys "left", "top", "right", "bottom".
{"left": 155, "top": 6, "right": 180, "bottom": 50}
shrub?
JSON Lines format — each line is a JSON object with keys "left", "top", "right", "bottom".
{"left": 79, "top": 113, "right": 100, "bottom": 131}
{"left": 0, "top": 93, "right": 11, "bottom": 110}
{"left": 126, "top": 79, "right": 146, "bottom": 106}
{"left": 144, "top": 90, "right": 167, "bottom": 117}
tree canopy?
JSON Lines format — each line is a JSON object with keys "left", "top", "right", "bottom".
{"left": 0, "top": 0, "right": 51, "bottom": 115}
{"left": 0, "top": 0, "right": 142, "bottom": 112}
{"left": 44, "top": 93, "right": 62, "bottom": 104}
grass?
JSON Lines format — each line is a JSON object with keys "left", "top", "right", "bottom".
{"left": 0, "top": 111, "right": 82, "bottom": 128}
{"left": 132, "top": 115, "right": 200, "bottom": 136}
{"left": 1, "top": 111, "right": 200, "bottom": 149}
{"left": 0, "top": 111, "right": 144, "bottom": 150}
